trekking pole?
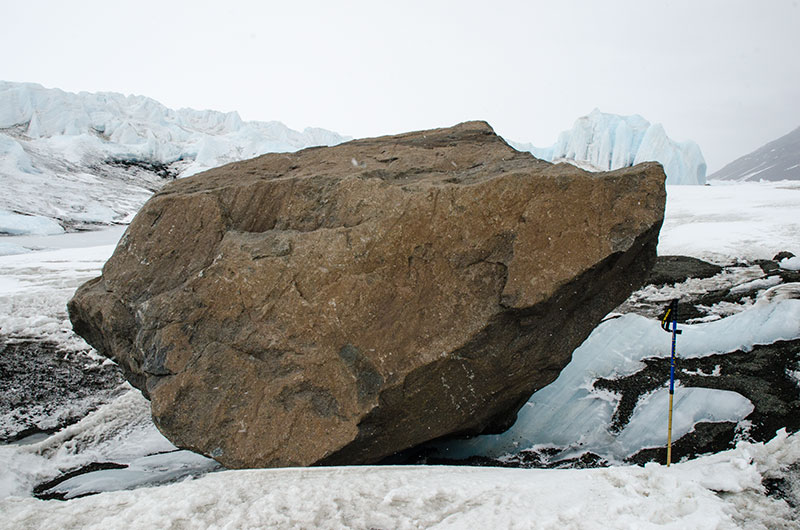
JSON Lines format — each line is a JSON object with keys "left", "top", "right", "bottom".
{"left": 660, "top": 299, "right": 681, "bottom": 467}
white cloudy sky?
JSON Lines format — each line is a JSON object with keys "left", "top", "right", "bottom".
{"left": 3, "top": 0, "right": 799, "bottom": 172}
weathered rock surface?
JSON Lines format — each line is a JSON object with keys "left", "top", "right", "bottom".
{"left": 68, "top": 121, "right": 666, "bottom": 468}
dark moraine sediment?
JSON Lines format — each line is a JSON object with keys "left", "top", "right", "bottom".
{"left": 0, "top": 338, "right": 124, "bottom": 443}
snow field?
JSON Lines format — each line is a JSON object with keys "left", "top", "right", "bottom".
{"left": 0, "top": 233, "right": 121, "bottom": 350}
{"left": 2, "top": 431, "right": 798, "bottom": 529}
{"left": 0, "top": 241, "right": 31, "bottom": 257}
{"left": 659, "top": 181, "right": 800, "bottom": 262}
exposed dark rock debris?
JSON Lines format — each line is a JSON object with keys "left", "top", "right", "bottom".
{"left": 0, "top": 338, "right": 124, "bottom": 443}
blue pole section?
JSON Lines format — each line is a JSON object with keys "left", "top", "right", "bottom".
{"left": 670, "top": 316, "right": 677, "bottom": 394}
{"left": 662, "top": 299, "right": 681, "bottom": 467}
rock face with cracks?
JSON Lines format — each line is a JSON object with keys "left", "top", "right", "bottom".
{"left": 69, "top": 121, "right": 666, "bottom": 468}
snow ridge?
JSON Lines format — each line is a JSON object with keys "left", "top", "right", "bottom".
{"left": 510, "top": 109, "right": 707, "bottom": 185}
{"left": 0, "top": 81, "right": 349, "bottom": 233}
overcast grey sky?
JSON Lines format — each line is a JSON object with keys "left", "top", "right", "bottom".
{"left": 3, "top": 0, "right": 799, "bottom": 172}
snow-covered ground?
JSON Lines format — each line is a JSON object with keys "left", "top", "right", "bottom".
{"left": 659, "top": 180, "right": 800, "bottom": 261}
{"left": 3, "top": 430, "right": 799, "bottom": 529}
{"left": 1, "top": 181, "right": 799, "bottom": 528}
{"left": 0, "top": 226, "right": 124, "bottom": 349}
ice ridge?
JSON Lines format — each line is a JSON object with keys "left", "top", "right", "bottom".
{"left": 0, "top": 81, "right": 349, "bottom": 233}
{"left": 510, "top": 109, "right": 707, "bottom": 185}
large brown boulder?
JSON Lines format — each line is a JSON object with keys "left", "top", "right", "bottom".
{"left": 68, "top": 121, "right": 666, "bottom": 468}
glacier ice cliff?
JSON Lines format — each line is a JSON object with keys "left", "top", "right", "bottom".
{"left": 510, "top": 109, "right": 707, "bottom": 185}
{"left": 0, "top": 82, "right": 348, "bottom": 233}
